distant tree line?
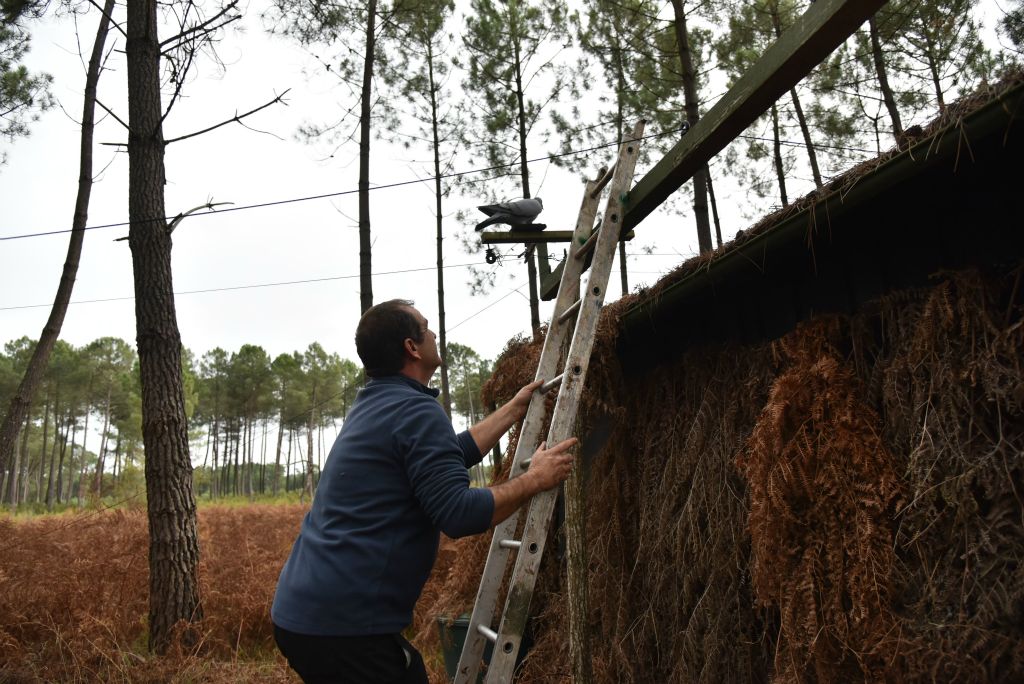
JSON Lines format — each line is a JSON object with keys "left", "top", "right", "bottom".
{"left": 0, "top": 336, "right": 493, "bottom": 511}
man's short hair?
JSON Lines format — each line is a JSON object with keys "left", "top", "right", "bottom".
{"left": 355, "top": 299, "right": 424, "bottom": 377}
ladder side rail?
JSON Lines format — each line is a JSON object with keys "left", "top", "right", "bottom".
{"left": 453, "top": 172, "right": 606, "bottom": 684}
{"left": 483, "top": 121, "right": 645, "bottom": 683}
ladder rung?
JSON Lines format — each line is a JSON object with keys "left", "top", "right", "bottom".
{"left": 575, "top": 228, "right": 600, "bottom": 260}
{"left": 589, "top": 164, "right": 615, "bottom": 198}
{"left": 557, "top": 298, "right": 581, "bottom": 324}
{"left": 540, "top": 373, "right": 563, "bottom": 394}
{"left": 477, "top": 624, "right": 498, "bottom": 643}
{"left": 499, "top": 539, "right": 522, "bottom": 550}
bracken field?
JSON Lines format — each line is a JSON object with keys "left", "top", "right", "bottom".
{"left": 0, "top": 503, "right": 461, "bottom": 683}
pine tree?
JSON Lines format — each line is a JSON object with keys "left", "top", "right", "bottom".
{"left": 891, "top": 0, "right": 995, "bottom": 114}
{"left": 461, "top": 0, "right": 574, "bottom": 335}
{"left": 553, "top": 0, "right": 657, "bottom": 292}
{"left": 0, "top": 0, "right": 52, "bottom": 168}
{"left": 1003, "top": 0, "right": 1024, "bottom": 49}
{"left": 385, "top": 0, "right": 459, "bottom": 415}
{"left": 0, "top": 0, "right": 114, "bottom": 496}
{"left": 267, "top": 0, "right": 408, "bottom": 314}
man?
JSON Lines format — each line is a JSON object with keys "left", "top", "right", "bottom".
{"left": 272, "top": 299, "right": 577, "bottom": 683}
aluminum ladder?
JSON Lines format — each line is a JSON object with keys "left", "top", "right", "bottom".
{"left": 454, "top": 120, "right": 646, "bottom": 684}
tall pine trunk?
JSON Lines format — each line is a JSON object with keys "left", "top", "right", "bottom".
{"left": 772, "top": 102, "right": 789, "bottom": 206}
{"left": 302, "top": 420, "right": 315, "bottom": 503}
{"left": 358, "top": 0, "right": 378, "bottom": 314}
{"left": 62, "top": 420, "right": 77, "bottom": 503}
{"left": 669, "top": 0, "right": 713, "bottom": 253}
{"left": 510, "top": 8, "right": 542, "bottom": 336}
{"left": 260, "top": 420, "right": 268, "bottom": 496}
{"left": 273, "top": 413, "right": 285, "bottom": 496}
{"left": 211, "top": 413, "right": 220, "bottom": 499}
{"left": 46, "top": 401, "right": 62, "bottom": 510}
{"left": 126, "top": 0, "right": 202, "bottom": 653}
{"left": 768, "top": 3, "right": 822, "bottom": 189}
{"left": 93, "top": 387, "right": 112, "bottom": 496}
{"left": 868, "top": 16, "right": 903, "bottom": 139}
{"left": 112, "top": 432, "right": 121, "bottom": 491}
{"left": 615, "top": 82, "right": 630, "bottom": 292}
{"left": 707, "top": 169, "right": 722, "bottom": 248}
{"left": 789, "top": 87, "right": 822, "bottom": 188}
{"left": 37, "top": 397, "right": 50, "bottom": 503}
{"left": 246, "top": 416, "right": 255, "bottom": 501}
{"left": 0, "top": 0, "right": 115, "bottom": 478}
{"left": 18, "top": 425, "right": 31, "bottom": 505}
{"left": 428, "top": 44, "right": 452, "bottom": 418}
{"left": 924, "top": 34, "right": 946, "bottom": 113}
{"left": 285, "top": 428, "right": 293, "bottom": 493}
{"left": 76, "top": 401, "right": 90, "bottom": 509}
{"left": 8, "top": 414, "right": 29, "bottom": 511}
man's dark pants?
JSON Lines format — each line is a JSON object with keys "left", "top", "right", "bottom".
{"left": 274, "top": 624, "right": 429, "bottom": 684}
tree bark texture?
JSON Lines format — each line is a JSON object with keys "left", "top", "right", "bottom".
{"left": 428, "top": 46, "right": 453, "bottom": 418}
{"left": 868, "top": 16, "right": 903, "bottom": 139}
{"left": 527, "top": 248, "right": 541, "bottom": 337}
{"left": 37, "top": 398, "right": 50, "bottom": 503}
{"left": 303, "top": 414, "right": 315, "bottom": 503}
{"left": 273, "top": 413, "right": 285, "bottom": 496}
{"left": 126, "top": 0, "right": 202, "bottom": 654}
{"left": 510, "top": 9, "right": 542, "bottom": 337}
{"left": 707, "top": 168, "right": 722, "bottom": 248}
{"left": 924, "top": 35, "right": 946, "bottom": 113}
{"left": 0, "top": 0, "right": 114, "bottom": 480}
{"left": 771, "top": 102, "right": 789, "bottom": 206}
{"left": 93, "top": 388, "right": 112, "bottom": 496}
{"left": 45, "top": 402, "right": 61, "bottom": 509}
{"left": 789, "top": 86, "right": 822, "bottom": 188}
{"left": 767, "top": 3, "right": 822, "bottom": 189}
{"left": 669, "top": 0, "right": 713, "bottom": 254}
{"left": 76, "top": 398, "right": 90, "bottom": 509}
{"left": 62, "top": 422, "right": 77, "bottom": 503}
{"left": 16, "top": 420, "right": 30, "bottom": 506}
{"left": 7, "top": 414, "right": 28, "bottom": 510}
{"left": 359, "top": 0, "right": 378, "bottom": 314}
{"left": 770, "top": 3, "right": 823, "bottom": 189}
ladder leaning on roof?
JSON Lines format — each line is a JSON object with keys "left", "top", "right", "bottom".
{"left": 454, "top": 120, "right": 648, "bottom": 684}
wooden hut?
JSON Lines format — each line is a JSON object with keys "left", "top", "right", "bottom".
{"left": 416, "top": 75, "right": 1024, "bottom": 683}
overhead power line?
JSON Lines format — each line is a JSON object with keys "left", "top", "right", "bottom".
{"left": 0, "top": 125, "right": 688, "bottom": 242}
{"left": 0, "top": 117, "right": 881, "bottom": 243}
{"left": 0, "top": 261, "right": 487, "bottom": 312}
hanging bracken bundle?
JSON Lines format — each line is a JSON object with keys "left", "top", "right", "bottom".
{"left": 738, "top": 321, "right": 903, "bottom": 681}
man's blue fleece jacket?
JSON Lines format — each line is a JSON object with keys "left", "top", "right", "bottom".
{"left": 271, "top": 374, "right": 495, "bottom": 636}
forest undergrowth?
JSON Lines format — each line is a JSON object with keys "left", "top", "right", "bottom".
{"left": 0, "top": 504, "right": 463, "bottom": 683}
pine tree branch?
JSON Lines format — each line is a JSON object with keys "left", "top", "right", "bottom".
{"left": 159, "top": 0, "right": 241, "bottom": 49}
{"left": 164, "top": 90, "right": 291, "bottom": 145}
{"left": 95, "top": 99, "right": 129, "bottom": 131}
{"left": 85, "top": 0, "right": 127, "bottom": 39}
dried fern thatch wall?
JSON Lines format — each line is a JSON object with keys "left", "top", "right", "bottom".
{"left": 411, "top": 78, "right": 1024, "bottom": 683}
{"left": 414, "top": 264, "right": 1023, "bottom": 684}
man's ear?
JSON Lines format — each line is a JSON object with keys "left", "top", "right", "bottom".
{"left": 404, "top": 337, "right": 421, "bottom": 360}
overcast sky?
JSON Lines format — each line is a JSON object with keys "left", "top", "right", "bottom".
{"left": 0, "top": 2, "right": 1010, "bottom": 369}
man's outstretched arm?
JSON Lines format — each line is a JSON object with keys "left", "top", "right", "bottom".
{"left": 468, "top": 379, "right": 544, "bottom": 454}
{"left": 488, "top": 437, "right": 576, "bottom": 526}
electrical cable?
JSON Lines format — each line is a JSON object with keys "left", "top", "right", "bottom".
{"left": 447, "top": 281, "right": 527, "bottom": 332}
{"left": 0, "top": 261, "right": 488, "bottom": 311}
{"left": 0, "top": 124, "right": 689, "bottom": 242}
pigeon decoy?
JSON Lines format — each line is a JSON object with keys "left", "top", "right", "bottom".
{"left": 475, "top": 197, "right": 545, "bottom": 231}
